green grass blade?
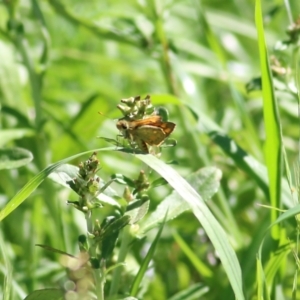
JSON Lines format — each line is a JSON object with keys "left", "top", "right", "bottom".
{"left": 195, "top": 110, "right": 293, "bottom": 208}
{"left": 264, "top": 236, "right": 290, "bottom": 290}
{"left": 266, "top": 204, "right": 300, "bottom": 229}
{"left": 0, "top": 225, "right": 26, "bottom": 300}
{"left": 1, "top": 227, "right": 13, "bottom": 300}
{"left": 0, "top": 147, "right": 116, "bottom": 221}
{"left": 256, "top": 255, "right": 270, "bottom": 300}
{"left": 130, "top": 211, "right": 167, "bottom": 297}
{"left": 138, "top": 167, "right": 221, "bottom": 236}
{"left": 135, "top": 154, "right": 245, "bottom": 300}
{"left": 172, "top": 231, "right": 212, "bottom": 278}
{"left": 256, "top": 205, "right": 300, "bottom": 297}
{"left": 168, "top": 283, "right": 209, "bottom": 300}
{"left": 255, "top": 0, "right": 282, "bottom": 239}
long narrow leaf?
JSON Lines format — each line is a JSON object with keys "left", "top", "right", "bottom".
{"left": 130, "top": 211, "right": 167, "bottom": 296}
{"left": 0, "top": 147, "right": 116, "bottom": 221}
{"left": 256, "top": 205, "right": 300, "bottom": 297}
{"left": 255, "top": 0, "right": 282, "bottom": 239}
{"left": 173, "top": 231, "right": 212, "bottom": 278}
{"left": 195, "top": 110, "right": 292, "bottom": 209}
{"left": 135, "top": 154, "right": 245, "bottom": 300}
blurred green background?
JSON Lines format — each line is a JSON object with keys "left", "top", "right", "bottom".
{"left": 1, "top": 0, "right": 300, "bottom": 299}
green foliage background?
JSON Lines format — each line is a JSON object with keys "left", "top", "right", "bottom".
{"left": 1, "top": 0, "right": 300, "bottom": 299}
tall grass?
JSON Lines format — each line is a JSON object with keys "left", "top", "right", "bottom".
{"left": 0, "top": 0, "right": 300, "bottom": 299}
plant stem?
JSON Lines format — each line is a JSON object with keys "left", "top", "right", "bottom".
{"left": 93, "top": 261, "right": 105, "bottom": 300}
{"left": 85, "top": 211, "right": 93, "bottom": 233}
{"left": 109, "top": 226, "right": 132, "bottom": 296}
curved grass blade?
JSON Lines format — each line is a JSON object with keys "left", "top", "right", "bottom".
{"left": 135, "top": 154, "right": 245, "bottom": 300}
{"left": 0, "top": 147, "right": 117, "bottom": 221}
{"left": 256, "top": 205, "right": 300, "bottom": 297}
{"left": 138, "top": 167, "right": 221, "bottom": 236}
{"left": 265, "top": 204, "right": 300, "bottom": 230}
{"left": 195, "top": 111, "right": 293, "bottom": 209}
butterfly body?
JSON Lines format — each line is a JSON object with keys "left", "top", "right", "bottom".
{"left": 116, "top": 115, "right": 175, "bottom": 153}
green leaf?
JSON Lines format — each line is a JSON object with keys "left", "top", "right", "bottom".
{"left": 168, "top": 283, "right": 209, "bottom": 300}
{"left": 0, "top": 147, "right": 33, "bottom": 170}
{"left": 130, "top": 211, "right": 167, "bottom": 296}
{"left": 125, "top": 198, "right": 150, "bottom": 224}
{"left": 48, "top": 0, "right": 146, "bottom": 47}
{"left": 99, "top": 215, "right": 131, "bottom": 260}
{"left": 195, "top": 111, "right": 293, "bottom": 209}
{"left": 255, "top": 0, "right": 282, "bottom": 239}
{"left": 48, "top": 163, "right": 120, "bottom": 207}
{"left": 266, "top": 204, "right": 300, "bottom": 231}
{"left": 135, "top": 154, "right": 245, "bottom": 300}
{"left": 35, "top": 244, "right": 76, "bottom": 258}
{"left": 264, "top": 236, "right": 290, "bottom": 291}
{"left": 138, "top": 167, "right": 222, "bottom": 236}
{"left": 256, "top": 205, "right": 300, "bottom": 298}
{"left": 150, "top": 177, "right": 168, "bottom": 188}
{"left": 173, "top": 231, "right": 213, "bottom": 278}
{"left": 256, "top": 256, "right": 270, "bottom": 300}
{"left": 0, "top": 147, "right": 116, "bottom": 221}
{"left": 110, "top": 173, "right": 135, "bottom": 186}
{"left": 101, "top": 215, "right": 131, "bottom": 240}
{"left": 0, "top": 41, "right": 24, "bottom": 108}
{"left": 23, "top": 289, "right": 64, "bottom": 300}
{"left": 0, "top": 226, "right": 13, "bottom": 300}
{"left": 97, "top": 136, "right": 119, "bottom": 146}
{"left": 187, "top": 167, "right": 222, "bottom": 201}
